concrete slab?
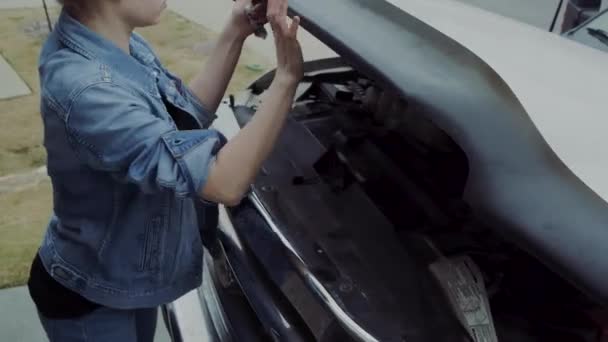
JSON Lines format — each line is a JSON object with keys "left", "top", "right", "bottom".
{"left": 0, "top": 54, "right": 30, "bottom": 100}
{"left": 0, "top": 287, "right": 46, "bottom": 342}
{"left": 0, "top": 286, "right": 171, "bottom": 342}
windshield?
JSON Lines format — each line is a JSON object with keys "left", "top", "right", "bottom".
{"left": 587, "top": 9, "right": 608, "bottom": 30}
{"left": 567, "top": 9, "right": 608, "bottom": 51}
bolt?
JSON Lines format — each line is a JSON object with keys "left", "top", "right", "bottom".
{"left": 261, "top": 185, "right": 276, "bottom": 192}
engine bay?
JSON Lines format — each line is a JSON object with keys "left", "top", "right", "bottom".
{"left": 227, "top": 64, "right": 608, "bottom": 342}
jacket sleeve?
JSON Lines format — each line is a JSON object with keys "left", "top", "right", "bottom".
{"left": 65, "top": 81, "right": 226, "bottom": 198}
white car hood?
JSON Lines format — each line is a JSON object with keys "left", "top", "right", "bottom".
{"left": 217, "top": 0, "right": 608, "bottom": 201}
{"left": 383, "top": 0, "right": 608, "bottom": 201}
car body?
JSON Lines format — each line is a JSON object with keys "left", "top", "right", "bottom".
{"left": 164, "top": 0, "right": 608, "bottom": 341}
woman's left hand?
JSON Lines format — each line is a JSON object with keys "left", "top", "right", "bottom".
{"left": 229, "top": 0, "right": 269, "bottom": 39}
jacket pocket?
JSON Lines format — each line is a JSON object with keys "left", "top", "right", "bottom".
{"left": 139, "top": 216, "right": 164, "bottom": 273}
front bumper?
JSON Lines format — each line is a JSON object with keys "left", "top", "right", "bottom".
{"left": 162, "top": 252, "right": 232, "bottom": 342}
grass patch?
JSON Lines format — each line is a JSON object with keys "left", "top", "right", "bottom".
{"left": 0, "top": 8, "right": 50, "bottom": 177}
{"left": 0, "top": 7, "right": 268, "bottom": 177}
{"left": 0, "top": 8, "right": 268, "bottom": 288}
{"left": 0, "top": 181, "right": 52, "bottom": 289}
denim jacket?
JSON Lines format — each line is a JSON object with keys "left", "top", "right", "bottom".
{"left": 37, "top": 10, "right": 225, "bottom": 309}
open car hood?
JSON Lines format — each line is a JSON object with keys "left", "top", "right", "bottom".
{"left": 284, "top": 0, "right": 608, "bottom": 304}
{"left": 384, "top": 0, "right": 608, "bottom": 203}
{"left": 290, "top": 0, "right": 608, "bottom": 202}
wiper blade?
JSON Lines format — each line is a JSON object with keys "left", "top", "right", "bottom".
{"left": 586, "top": 27, "right": 608, "bottom": 46}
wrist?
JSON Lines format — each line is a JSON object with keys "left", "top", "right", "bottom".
{"left": 222, "top": 18, "right": 250, "bottom": 43}
{"left": 273, "top": 72, "right": 300, "bottom": 90}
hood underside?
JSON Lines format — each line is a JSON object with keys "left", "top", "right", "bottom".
{"left": 287, "top": 0, "right": 608, "bottom": 306}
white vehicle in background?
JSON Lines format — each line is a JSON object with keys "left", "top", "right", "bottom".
{"left": 564, "top": 7, "right": 608, "bottom": 52}
{"left": 559, "top": 0, "right": 607, "bottom": 34}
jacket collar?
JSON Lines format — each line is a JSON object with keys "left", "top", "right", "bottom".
{"left": 55, "top": 10, "right": 160, "bottom": 96}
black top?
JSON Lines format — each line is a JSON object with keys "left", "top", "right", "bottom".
{"left": 28, "top": 254, "right": 100, "bottom": 318}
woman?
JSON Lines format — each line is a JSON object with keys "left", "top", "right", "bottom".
{"left": 26, "top": 0, "right": 303, "bottom": 340}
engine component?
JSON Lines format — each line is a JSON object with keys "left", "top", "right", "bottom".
{"left": 431, "top": 256, "right": 499, "bottom": 342}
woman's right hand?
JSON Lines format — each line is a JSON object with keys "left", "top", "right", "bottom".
{"left": 268, "top": 10, "right": 304, "bottom": 86}
{"left": 200, "top": 1, "right": 304, "bottom": 206}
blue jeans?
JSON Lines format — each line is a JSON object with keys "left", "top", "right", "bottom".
{"left": 38, "top": 307, "right": 158, "bottom": 342}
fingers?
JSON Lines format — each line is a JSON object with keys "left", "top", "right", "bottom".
{"left": 252, "top": 2, "right": 267, "bottom": 17}
{"left": 289, "top": 16, "right": 300, "bottom": 37}
{"left": 249, "top": 2, "right": 268, "bottom": 25}
{"left": 280, "top": 0, "right": 288, "bottom": 21}
{"left": 266, "top": 0, "right": 299, "bottom": 41}
{"left": 235, "top": 0, "right": 250, "bottom": 8}
{"left": 269, "top": 15, "right": 288, "bottom": 36}
{"left": 270, "top": 15, "right": 299, "bottom": 38}
{"left": 266, "top": 0, "right": 286, "bottom": 21}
